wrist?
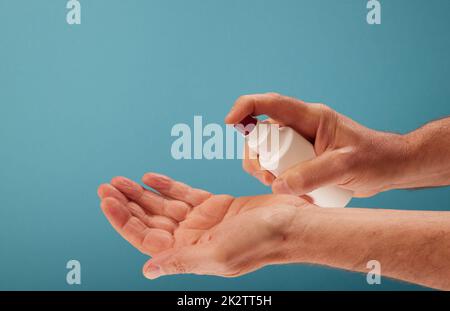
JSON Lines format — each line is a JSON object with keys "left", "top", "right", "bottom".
{"left": 273, "top": 204, "right": 319, "bottom": 264}
{"left": 384, "top": 131, "right": 432, "bottom": 190}
{"left": 371, "top": 131, "right": 417, "bottom": 192}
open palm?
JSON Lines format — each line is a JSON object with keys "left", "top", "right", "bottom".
{"left": 98, "top": 173, "right": 309, "bottom": 278}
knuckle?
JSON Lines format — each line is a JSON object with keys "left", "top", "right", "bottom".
{"left": 237, "top": 94, "right": 252, "bottom": 104}
{"left": 265, "top": 92, "right": 281, "bottom": 98}
{"left": 335, "top": 148, "right": 358, "bottom": 172}
{"left": 315, "top": 102, "right": 327, "bottom": 110}
{"left": 289, "top": 171, "right": 310, "bottom": 192}
{"left": 234, "top": 95, "right": 255, "bottom": 113}
{"left": 310, "top": 103, "right": 336, "bottom": 122}
{"left": 315, "top": 103, "right": 333, "bottom": 115}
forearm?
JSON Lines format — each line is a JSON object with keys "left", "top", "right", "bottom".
{"left": 282, "top": 206, "right": 450, "bottom": 290}
{"left": 394, "top": 117, "right": 450, "bottom": 189}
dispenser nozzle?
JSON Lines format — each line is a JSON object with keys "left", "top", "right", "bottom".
{"left": 234, "top": 115, "right": 258, "bottom": 136}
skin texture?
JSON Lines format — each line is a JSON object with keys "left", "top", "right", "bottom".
{"left": 225, "top": 93, "right": 450, "bottom": 198}
{"left": 98, "top": 173, "right": 450, "bottom": 290}
{"left": 285, "top": 206, "right": 450, "bottom": 290}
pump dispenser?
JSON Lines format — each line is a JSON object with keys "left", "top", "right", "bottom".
{"left": 235, "top": 116, "right": 353, "bottom": 208}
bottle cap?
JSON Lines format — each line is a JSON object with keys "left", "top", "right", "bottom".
{"left": 234, "top": 115, "right": 258, "bottom": 136}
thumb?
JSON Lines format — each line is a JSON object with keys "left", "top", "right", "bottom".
{"left": 272, "top": 148, "right": 352, "bottom": 196}
{"left": 143, "top": 244, "right": 216, "bottom": 279}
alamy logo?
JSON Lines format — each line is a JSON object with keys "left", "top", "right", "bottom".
{"left": 170, "top": 116, "right": 280, "bottom": 169}
{"left": 63, "top": 2, "right": 379, "bottom": 26}
{"left": 66, "top": 0, "right": 81, "bottom": 25}
{"left": 366, "top": 260, "right": 382, "bottom": 285}
{"left": 367, "top": 0, "right": 381, "bottom": 25}
{"left": 66, "top": 260, "right": 81, "bottom": 285}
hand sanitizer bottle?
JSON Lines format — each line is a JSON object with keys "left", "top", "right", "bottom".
{"left": 235, "top": 115, "right": 353, "bottom": 208}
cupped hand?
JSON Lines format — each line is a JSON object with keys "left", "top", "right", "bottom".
{"left": 226, "top": 93, "right": 412, "bottom": 198}
{"left": 98, "top": 173, "right": 311, "bottom": 279}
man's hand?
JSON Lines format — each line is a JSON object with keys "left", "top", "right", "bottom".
{"left": 226, "top": 93, "right": 450, "bottom": 197}
{"left": 98, "top": 173, "right": 311, "bottom": 279}
{"left": 98, "top": 172, "right": 450, "bottom": 290}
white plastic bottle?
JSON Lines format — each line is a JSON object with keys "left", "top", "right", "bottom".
{"left": 235, "top": 115, "right": 353, "bottom": 208}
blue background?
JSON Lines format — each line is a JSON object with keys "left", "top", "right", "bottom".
{"left": 0, "top": 0, "right": 449, "bottom": 290}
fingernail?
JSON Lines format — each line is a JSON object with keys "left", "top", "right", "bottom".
{"left": 272, "top": 178, "right": 293, "bottom": 194}
{"left": 144, "top": 263, "right": 161, "bottom": 279}
{"left": 97, "top": 185, "right": 106, "bottom": 198}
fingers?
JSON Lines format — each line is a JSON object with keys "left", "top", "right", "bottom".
{"left": 97, "top": 183, "right": 128, "bottom": 205}
{"left": 272, "top": 148, "right": 352, "bottom": 196}
{"left": 98, "top": 184, "right": 178, "bottom": 232}
{"left": 127, "top": 202, "right": 178, "bottom": 233}
{"left": 111, "top": 176, "right": 190, "bottom": 222}
{"left": 142, "top": 173, "right": 211, "bottom": 206}
{"left": 100, "top": 197, "right": 131, "bottom": 230}
{"left": 142, "top": 244, "right": 222, "bottom": 279}
{"left": 225, "top": 93, "right": 321, "bottom": 140}
{"left": 181, "top": 194, "right": 234, "bottom": 230}
{"left": 100, "top": 197, "right": 174, "bottom": 255}
{"left": 242, "top": 143, "right": 274, "bottom": 186}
